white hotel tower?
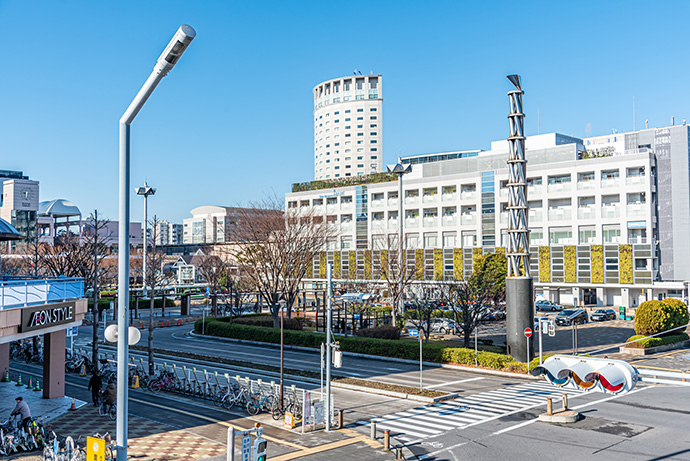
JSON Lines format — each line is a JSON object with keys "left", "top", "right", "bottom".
{"left": 313, "top": 74, "right": 383, "bottom": 180}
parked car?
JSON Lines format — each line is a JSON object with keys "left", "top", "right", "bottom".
{"left": 590, "top": 309, "right": 616, "bottom": 321}
{"left": 535, "top": 300, "right": 563, "bottom": 312}
{"left": 430, "top": 318, "right": 457, "bottom": 334}
{"left": 555, "top": 309, "right": 588, "bottom": 326}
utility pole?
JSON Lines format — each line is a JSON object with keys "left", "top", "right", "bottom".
{"left": 137, "top": 182, "right": 156, "bottom": 298}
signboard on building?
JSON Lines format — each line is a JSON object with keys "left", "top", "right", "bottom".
{"left": 19, "top": 302, "right": 75, "bottom": 333}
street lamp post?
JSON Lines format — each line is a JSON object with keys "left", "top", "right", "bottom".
{"left": 117, "top": 25, "right": 195, "bottom": 461}
{"left": 387, "top": 161, "right": 412, "bottom": 323}
{"left": 137, "top": 182, "right": 156, "bottom": 299}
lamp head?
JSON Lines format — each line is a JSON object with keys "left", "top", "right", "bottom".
{"left": 157, "top": 24, "right": 196, "bottom": 71}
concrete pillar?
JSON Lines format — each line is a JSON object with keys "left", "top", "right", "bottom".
{"left": 572, "top": 287, "right": 581, "bottom": 307}
{"left": 621, "top": 288, "right": 630, "bottom": 309}
{"left": 0, "top": 343, "right": 9, "bottom": 378}
{"left": 596, "top": 288, "right": 605, "bottom": 307}
{"left": 43, "top": 330, "right": 66, "bottom": 399}
{"left": 646, "top": 288, "right": 653, "bottom": 303}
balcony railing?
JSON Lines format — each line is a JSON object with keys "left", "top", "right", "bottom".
{"left": 601, "top": 205, "right": 621, "bottom": 219}
{"left": 405, "top": 218, "right": 419, "bottom": 228}
{"left": 423, "top": 217, "right": 439, "bottom": 227}
{"left": 461, "top": 215, "right": 477, "bottom": 225}
{"left": 405, "top": 197, "right": 419, "bottom": 205}
{"left": 547, "top": 183, "right": 571, "bottom": 193}
{"left": 527, "top": 185, "right": 543, "bottom": 195}
{"left": 626, "top": 176, "right": 646, "bottom": 186}
{"left": 528, "top": 210, "right": 543, "bottom": 222}
{"left": 627, "top": 203, "right": 647, "bottom": 217}
{"left": 387, "top": 198, "right": 399, "bottom": 207}
{"left": 442, "top": 193, "right": 456, "bottom": 202}
{"left": 442, "top": 216, "right": 457, "bottom": 226}
{"left": 548, "top": 208, "right": 572, "bottom": 221}
{"left": 370, "top": 199, "right": 384, "bottom": 207}
{"left": 423, "top": 195, "right": 438, "bottom": 203}
{"left": 601, "top": 178, "right": 620, "bottom": 188}
{"left": 1, "top": 277, "right": 84, "bottom": 310}
{"left": 460, "top": 191, "right": 476, "bottom": 200}
{"left": 577, "top": 181, "right": 595, "bottom": 191}
{"left": 577, "top": 208, "right": 596, "bottom": 220}
{"left": 388, "top": 219, "right": 398, "bottom": 230}
{"left": 372, "top": 221, "right": 385, "bottom": 230}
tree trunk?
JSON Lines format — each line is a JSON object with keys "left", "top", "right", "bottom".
{"left": 92, "top": 303, "right": 99, "bottom": 372}
{"left": 148, "top": 295, "right": 155, "bottom": 376}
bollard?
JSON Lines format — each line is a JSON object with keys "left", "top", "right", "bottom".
{"left": 338, "top": 409, "right": 343, "bottom": 428}
{"left": 546, "top": 397, "right": 553, "bottom": 416}
{"left": 562, "top": 393, "right": 568, "bottom": 411}
{"left": 370, "top": 421, "right": 377, "bottom": 440}
{"left": 383, "top": 430, "right": 390, "bottom": 451}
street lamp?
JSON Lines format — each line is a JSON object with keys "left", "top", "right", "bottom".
{"left": 136, "top": 182, "right": 156, "bottom": 298}
{"left": 387, "top": 160, "right": 412, "bottom": 322}
{"left": 117, "top": 25, "right": 195, "bottom": 461}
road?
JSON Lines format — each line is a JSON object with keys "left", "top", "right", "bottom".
{"left": 394, "top": 383, "right": 690, "bottom": 460}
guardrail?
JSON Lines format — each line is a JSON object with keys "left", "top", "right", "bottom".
{"left": 0, "top": 277, "right": 84, "bottom": 309}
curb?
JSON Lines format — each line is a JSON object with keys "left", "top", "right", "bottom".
{"left": 188, "top": 330, "right": 539, "bottom": 380}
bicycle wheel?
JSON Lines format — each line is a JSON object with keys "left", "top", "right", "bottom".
{"left": 246, "top": 398, "right": 260, "bottom": 416}
{"left": 98, "top": 405, "right": 106, "bottom": 417}
{"left": 271, "top": 404, "right": 283, "bottom": 421}
{"left": 109, "top": 405, "right": 117, "bottom": 420}
{"left": 43, "top": 446, "right": 53, "bottom": 460}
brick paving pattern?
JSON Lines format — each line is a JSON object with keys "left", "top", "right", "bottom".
{"left": 49, "top": 406, "right": 226, "bottom": 461}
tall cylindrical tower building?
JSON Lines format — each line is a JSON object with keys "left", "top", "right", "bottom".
{"left": 313, "top": 74, "right": 383, "bottom": 180}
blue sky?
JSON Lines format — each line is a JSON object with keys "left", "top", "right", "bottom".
{"left": 1, "top": 1, "right": 689, "bottom": 224}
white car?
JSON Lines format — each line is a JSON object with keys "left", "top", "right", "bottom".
{"left": 535, "top": 300, "right": 563, "bottom": 312}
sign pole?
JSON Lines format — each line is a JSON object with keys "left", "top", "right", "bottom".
{"left": 325, "top": 263, "right": 333, "bottom": 431}
{"left": 419, "top": 329, "right": 423, "bottom": 391}
{"left": 526, "top": 335, "right": 530, "bottom": 373}
{"left": 539, "top": 320, "right": 543, "bottom": 365}
{"left": 227, "top": 426, "right": 234, "bottom": 461}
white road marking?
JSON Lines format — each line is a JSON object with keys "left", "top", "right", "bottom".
{"left": 429, "top": 377, "right": 485, "bottom": 388}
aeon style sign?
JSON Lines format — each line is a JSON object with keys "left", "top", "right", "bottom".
{"left": 20, "top": 302, "right": 75, "bottom": 333}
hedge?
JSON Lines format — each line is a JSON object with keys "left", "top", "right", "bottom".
{"left": 195, "top": 317, "right": 536, "bottom": 373}
{"left": 355, "top": 326, "right": 401, "bottom": 340}
{"left": 624, "top": 333, "right": 689, "bottom": 349}
{"left": 634, "top": 299, "right": 689, "bottom": 337}
{"left": 230, "top": 315, "right": 303, "bottom": 331}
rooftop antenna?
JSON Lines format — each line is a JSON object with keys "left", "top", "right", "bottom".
{"left": 353, "top": 69, "right": 358, "bottom": 75}
{"left": 633, "top": 96, "right": 636, "bottom": 131}
{"left": 645, "top": 119, "right": 649, "bottom": 129}
{"left": 671, "top": 116, "right": 675, "bottom": 126}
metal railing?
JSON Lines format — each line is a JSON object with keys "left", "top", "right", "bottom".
{"left": 0, "top": 277, "right": 84, "bottom": 309}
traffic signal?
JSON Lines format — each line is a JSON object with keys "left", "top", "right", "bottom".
{"left": 532, "top": 355, "right": 638, "bottom": 394}
{"left": 253, "top": 437, "right": 267, "bottom": 461}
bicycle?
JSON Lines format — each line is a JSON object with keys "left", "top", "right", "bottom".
{"left": 246, "top": 390, "right": 275, "bottom": 416}
{"left": 99, "top": 402, "right": 117, "bottom": 420}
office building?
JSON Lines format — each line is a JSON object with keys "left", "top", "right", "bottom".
{"left": 313, "top": 74, "right": 383, "bottom": 180}
{"left": 0, "top": 170, "right": 39, "bottom": 243}
{"left": 154, "top": 220, "right": 184, "bottom": 246}
{"left": 286, "top": 125, "right": 690, "bottom": 308}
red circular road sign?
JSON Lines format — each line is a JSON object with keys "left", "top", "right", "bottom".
{"left": 524, "top": 327, "right": 533, "bottom": 338}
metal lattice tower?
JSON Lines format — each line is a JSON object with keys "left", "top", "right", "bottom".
{"left": 506, "top": 75, "right": 530, "bottom": 278}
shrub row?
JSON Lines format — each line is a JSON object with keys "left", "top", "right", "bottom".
{"left": 230, "top": 315, "right": 303, "bottom": 331}
{"left": 625, "top": 333, "right": 689, "bottom": 349}
{"left": 355, "top": 326, "right": 401, "bottom": 340}
{"left": 195, "top": 317, "right": 535, "bottom": 372}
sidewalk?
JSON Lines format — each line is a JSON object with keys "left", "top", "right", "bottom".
{"left": 0, "top": 378, "right": 87, "bottom": 425}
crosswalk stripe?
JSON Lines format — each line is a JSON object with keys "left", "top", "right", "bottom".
{"left": 374, "top": 420, "right": 439, "bottom": 438}
{"left": 361, "top": 383, "right": 585, "bottom": 441}
{"left": 404, "top": 408, "right": 479, "bottom": 425}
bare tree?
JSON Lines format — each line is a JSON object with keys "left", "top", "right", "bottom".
{"left": 145, "top": 215, "right": 171, "bottom": 375}
{"left": 81, "top": 210, "right": 111, "bottom": 371}
{"left": 230, "top": 197, "right": 332, "bottom": 328}
{"left": 194, "top": 250, "right": 227, "bottom": 316}
{"left": 371, "top": 232, "right": 418, "bottom": 327}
